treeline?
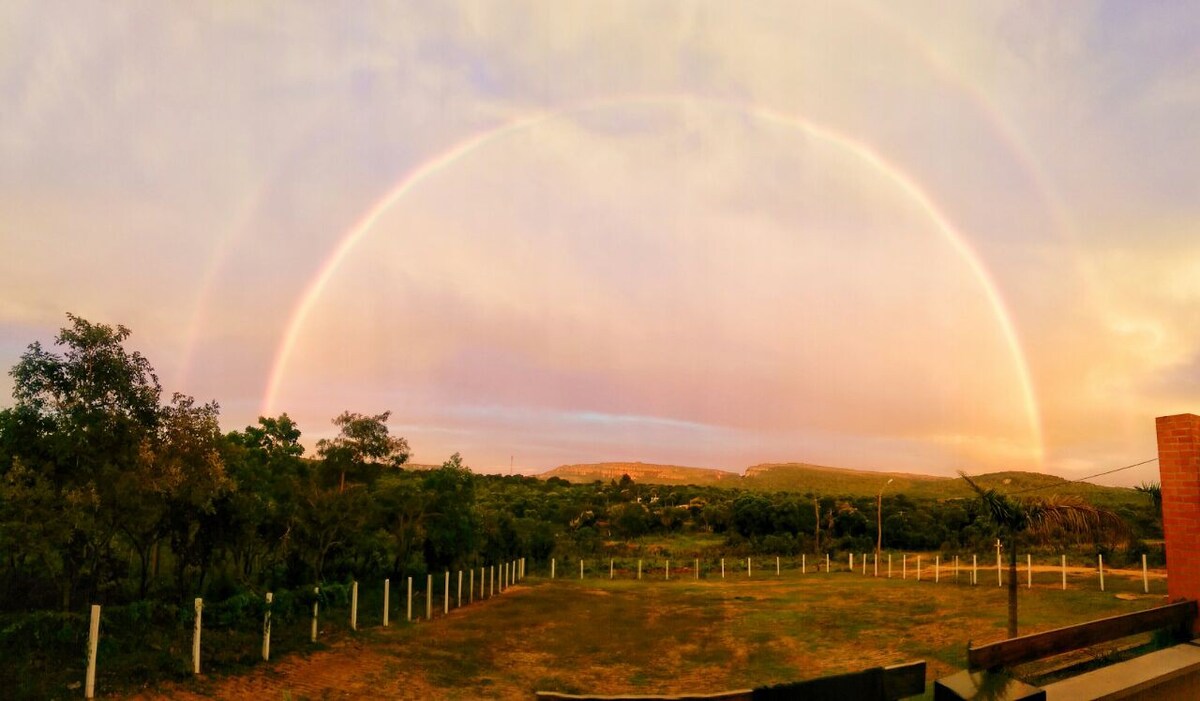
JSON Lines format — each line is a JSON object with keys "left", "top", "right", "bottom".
{"left": 0, "top": 316, "right": 1159, "bottom": 616}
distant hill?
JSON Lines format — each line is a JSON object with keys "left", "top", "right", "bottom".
{"left": 538, "top": 461, "right": 1143, "bottom": 509}
{"left": 541, "top": 462, "right": 740, "bottom": 486}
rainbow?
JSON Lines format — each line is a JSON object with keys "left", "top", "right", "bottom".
{"left": 261, "top": 95, "right": 1045, "bottom": 465}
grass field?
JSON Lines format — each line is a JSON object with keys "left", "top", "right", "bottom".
{"left": 128, "top": 565, "right": 1167, "bottom": 700}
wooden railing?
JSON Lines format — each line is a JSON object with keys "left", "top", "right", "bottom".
{"left": 534, "top": 660, "right": 926, "bottom": 700}
{"left": 967, "top": 599, "right": 1197, "bottom": 671}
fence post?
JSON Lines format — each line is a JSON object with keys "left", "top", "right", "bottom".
{"left": 426, "top": 574, "right": 432, "bottom": 620}
{"left": 639, "top": 559, "right": 643, "bottom": 579}
{"left": 903, "top": 554, "right": 907, "bottom": 580}
{"left": 862, "top": 553, "right": 867, "bottom": 576}
{"left": 873, "top": 553, "right": 877, "bottom": 577}
{"left": 490, "top": 566, "right": 495, "bottom": 597}
{"left": 955, "top": 555, "right": 959, "bottom": 583}
{"left": 193, "top": 598, "right": 203, "bottom": 674}
{"left": 778, "top": 556, "right": 781, "bottom": 576}
{"left": 802, "top": 554, "right": 806, "bottom": 574}
{"left": 470, "top": 569, "right": 475, "bottom": 604}
{"left": 311, "top": 587, "right": 319, "bottom": 642}
{"left": 351, "top": 581, "right": 359, "bottom": 631}
{"left": 383, "top": 579, "right": 390, "bottom": 627}
{"left": 1143, "top": 554, "right": 1149, "bottom": 594}
{"left": 696, "top": 558, "right": 700, "bottom": 580}
{"left": 580, "top": 559, "right": 584, "bottom": 580}
{"left": 85, "top": 604, "right": 100, "bottom": 699}
{"left": 263, "top": 592, "right": 273, "bottom": 661}
{"left": 458, "top": 570, "right": 463, "bottom": 608}
{"left": 1061, "top": 555, "right": 1066, "bottom": 590}
{"left": 916, "top": 556, "right": 921, "bottom": 582}
{"left": 407, "top": 577, "right": 413, "bottom": 621}
{"left": 936, "top": 556, "right": 940, "bottom": 583}
{"left": 850, "top": 553, "right": 854, "bottom": 573}
{"left": 444, "top": 571, "right": 449, "bottom": 614}
{"left": 973, "top": 555, "right": 978, "bottom": 585}
{"left": 825, "top": 553, "right": 830, "bottom": 573}
{"left": 721, "top": 558, "right": 725, "bottom": 578}
{"left": 611, "top": 559, "right": 614, "bottom": 579}
{"left": 1099, "top": 554, "right": 1105, "bottom": 592}
{"left": 748, "top": 557, "right": 752, "bottom": 578}
{"left": 888, "top": 553, "right": 892, "bottom": 578}
{"left": 1027, "top": 555, "right": 1032, "bottom": 589}
{"left": 551, "top": 558, "right": 555, "bottom": 579}
{"left": 997, "top": 544, "right": 1003, "bottom": 587}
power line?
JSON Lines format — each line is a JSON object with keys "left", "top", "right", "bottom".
{"left": 995, "top": 457, "right": 1159, "bottom": 495}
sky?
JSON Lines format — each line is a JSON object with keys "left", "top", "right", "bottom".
{"left": 1, "top": 2, "right": 1198, "bottom": 485}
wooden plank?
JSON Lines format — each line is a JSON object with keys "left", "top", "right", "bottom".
{"left": 883, "top": 660, "right": 927, "bottom": 700}
{"left": 968, "top": 600, "right": 1197, "bottom": 670}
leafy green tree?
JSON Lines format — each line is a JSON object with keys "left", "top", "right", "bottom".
{"left": 5, "top": 314, "right": 162, "bottom": 607}
{"left": 422, "top": 453, "right": 478, "bottom": 569}
{"left": 317, "top": 411, "right": 409, "bottom": 492}
{"left": 962, "top": 472, "right": 1127, "bottom": 637}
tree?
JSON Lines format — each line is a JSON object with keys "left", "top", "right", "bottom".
{"left": 961, "top": 472, "right": 1127, "bottom": 638}
{"left": 422, "top": 452, "right": 478, "bottom": 569}
{"left": 5, "top": 314, "right": 163, "bottom": 607}
{"left": 316, "top": 411, "right": 409, "bottom": 492}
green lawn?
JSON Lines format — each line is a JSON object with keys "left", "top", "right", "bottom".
{"left": 135, "top": 567, "right": 1167, "bottom": 700}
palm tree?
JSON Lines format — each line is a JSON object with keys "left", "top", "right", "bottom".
{"left": 960, "top": 472, "right": 1128, "bottom": 638}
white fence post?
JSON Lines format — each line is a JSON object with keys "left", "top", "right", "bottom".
{"left": 85, "top": 604, "right": 100, "bottom": 699}
{"left": 935, "top": 556, "right": 940, "bottom": 583}
{"left": 311, "top": 587, "right": 319, "bottom": 642}
{"left": 777, "top": 556, "right": 781, "bottom": 576}
{"left": 407, "top": 577, "right": 413, "bottom": 621}
{"left": 383, "top": 579, "right": 390, "bottom": 627}
{"left": 1027, "top": 555, "right": 1032, "bottom": 589}
{"left": 426, "top": 574, "right": 433, "bottom": 620}
{"left": 458, "top": 570, "right": 463, "bottom": 608}
{"left": 262, "top": 593, "right": 273, "bottom": 661}
{"left": 611, "top": 559, "right": 614, "bottom": 579}
{"left": 444, "top": 572, "right": 449, "bottom": 614}
{"left": 721, "top": 558, "right": 725, "bottom": 578}
{"left": 748, "top": 557, "right": 752, "bottom": 578}
{"left": 639, "top": 560, "right": 643, "bottom": 579}
{"left": 470, "top": 569, "right": 475, "bottom": 604}
{"left": 850, "top": 553, "right": 854, "bottom": 573}
{"left": 666, "top": 560, "right": 670, "bottom": 580}
{"left": 802, "top": 554, "right": 806, "bottom": 574}
{"left": 1061, "top": 555, "right": 1066, "bottom": 590}
{"left": 955, "top": 555, "right": 959, "bottom": 583}
{"left": 825, "top": 553, "right": 830, "bottom": 573}
{"left": 902, "top": 554, "right": 907, "bottom": 580}
{"left": 193, "top": 598, "right": 203, "bottom": 674}
{"left": 972, "top": 555, "right": 978, "bottom": 585}
{"left": 696, "top": 558, "right": 700, "bottom": 580}
{"left": 490, "top": 565, "right": 495, "bottom": 597}
{"left": 873, "top": 553, "right": 878, "bottom": 577}
{"left": 888, "top": 553, "right": 892, "bottom": 578}
{"left": 1143, "top": 554, "right": 1149, "bottom": 594}
{"left": 580, "top": 559, "right": 584, "bottom": 580}
{"left": 1099, "top": 554, "right": 1105, "bottom": 592}
{"left": 916, "top": 556, "right": 921, "bottom": 582}
{"left": 997, "top": 545, "right": 1003, "bottom": 587}
{"left": 351, "top": 581, "right": 358, "bottom": 631}
{"left": 551, "top": 558, "right": 555, "bottom": 579}
{"left": 862, "top": 554, "right": 867, "bottom": 576}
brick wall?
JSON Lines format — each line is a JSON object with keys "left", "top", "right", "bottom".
{"left": 1157, "top": 413, "right": 1200, "bottom": 632}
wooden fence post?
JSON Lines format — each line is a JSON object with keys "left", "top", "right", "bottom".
{"left": 696, "top": 558, "right": 700, "bottom": 580}
{"left": 407, "top": 577, "right": 413, "bottom": 621}
{"left": 383, "top": 579, "right": 390, "bottom": 627}
{"left": 263, "top": 593, "right": 273, "bottom": 661}
{"left": 85, "top": 604, "right": 100, "bottom": 699}
{"left": 193, "top": 598, "right": 203, "bottom": 674}
{"left": 311, "top": 587, "right": 319, "bottom": 642}
{"left": 351, "top": 581, "right": 359, "bottom": 631}
{"left": 1099, "top": 554, "right": 1105, "bottom": 592}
